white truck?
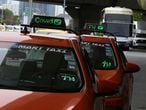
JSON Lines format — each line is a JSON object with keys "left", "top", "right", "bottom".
{"left": 100, "top": 7, "right": 133, "bottom": 50}
{"left": 132, "top": 21, "right": 146, "bottom": 48}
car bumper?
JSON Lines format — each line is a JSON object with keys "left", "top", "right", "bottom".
{"left": 133, "top": 43, "right": 146, "bottom": 47}
{"left": 104, "top": 97, "right": 123, "bottom": 107}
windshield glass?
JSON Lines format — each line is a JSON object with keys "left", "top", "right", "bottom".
{"left": 104, "top": 23, "right": 132, "bottom": 37}
{"left": 0, "top": 42, "right": 83, "bottom": 92}
{"left": 105, "top": 14, "right": 132, "bottom": 23}
{"left": 81, "top": 42, "right": 117, "bottom": 70}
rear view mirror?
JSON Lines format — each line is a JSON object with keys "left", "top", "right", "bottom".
{"left": 125, "top": 62, "right": 140, "bottom": 73}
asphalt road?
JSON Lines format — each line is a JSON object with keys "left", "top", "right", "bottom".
{"left": 124, "top": 48, "right": 146, "bottom": 110}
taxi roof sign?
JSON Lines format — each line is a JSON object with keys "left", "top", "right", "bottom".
{"left": 30, "top": 15, "right": 66, "bottom": 29}
{"left": 84, "top": 23, "right": 104, "bottom": 32}
{"left": 97, "top": 25, "right": 104, "bottom": 31}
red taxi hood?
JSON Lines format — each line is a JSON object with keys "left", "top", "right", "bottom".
{"left": 0, "top": 89, "right": 83, "bottom": 110}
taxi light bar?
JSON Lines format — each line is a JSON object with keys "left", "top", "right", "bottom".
{"left": 30, "top": 15, "right": 66, "bottom": 29}
{"left": 20, "top": 15, "right": 79, "bottom": 35}
{"left": 83, "top": 23, "right": 104, "bottom": 32}
{"left": 82, "top": 23, "right": 117, "bottom": 41}
{"left": 20, "top": 15, "right": 66, "bottom": 34}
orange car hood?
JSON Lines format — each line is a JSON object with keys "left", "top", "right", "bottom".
{"left": 95, "top": 69, "right": 123, "bottom": 93}
{"left": 0, "top": 89, "right": 83, "bottom": 110}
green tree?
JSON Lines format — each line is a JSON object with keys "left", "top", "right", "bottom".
{"left": 0, "top": 9, "right": 19, "bottom": 25}
{"left": 133, "top": 11, "right": 143, "bottom": 21}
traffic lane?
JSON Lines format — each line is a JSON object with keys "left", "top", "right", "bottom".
{"left": 124, "top": 49, "right": 146, "bottom": 110}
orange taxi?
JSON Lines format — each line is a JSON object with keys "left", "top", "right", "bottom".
{"left": 0, "top": 16, "right": 105, "bottom": 110}
{"left": 80, "top": 34, "right": 140, "bottom": 110}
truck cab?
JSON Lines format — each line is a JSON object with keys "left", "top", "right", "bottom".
{"left": 132, "top": 21, "right": 146, "bottom": 48}
{"left": 100, "top": 7, "right": 134, "bottom": 50}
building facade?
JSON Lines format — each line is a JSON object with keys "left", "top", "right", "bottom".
{"left": 0, "top": 0, "right": 7, "bottom": 5}
{"left": 19, "top": 1, "right": 55, "bottom": 24}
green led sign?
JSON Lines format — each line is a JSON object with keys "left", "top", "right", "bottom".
{"left": 101, "top": 60, "right": 112, "bottom": 69}
{"left": 97, "top": 25, "right": 104, "bottom": 31}
{"left": 85, "top": 23, "right": 104, "bottom": 32}
{"left": 60, "top": 74, "right": 76, "bottom": 82}
{"left": 30, "top": 15, "right": 66, "bottom": 29}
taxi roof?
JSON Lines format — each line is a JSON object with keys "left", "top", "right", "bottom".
{"left": 0, "top": 32, "right": 78, "bottom": 48}
{"left": 80, "top": 34, "right": 114, "bottom": 44}
{"left": 29, "top": 33, "right": 77, "bottom": 40}
{"left": 36, "top": 28, "right": 68, "bottom": 34}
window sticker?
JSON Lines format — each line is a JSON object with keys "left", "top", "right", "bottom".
{"left": 81, "top": 41, "right": 110, "bottom": 47}
{"left": 101, "top": 60, "right": 112, "bottom": 68}
{"left": 11, "top": 44, "right": 67, "bottom": 53}
{"left": 59, "top": 73, "right": 77, "bottom": 82}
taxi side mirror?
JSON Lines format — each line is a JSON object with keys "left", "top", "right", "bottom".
{"left": 125, "top": 62, "right": 140, "bottom": 73}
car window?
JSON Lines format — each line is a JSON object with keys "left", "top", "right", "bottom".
{"left": 117, "top": 47, "right": 127, "bottom": 70}
{"left": 81, "top": 48, "right": 96, "bottom": 83}
{"left": 81, "top": 42, "right": 117, "bottom": 70}
{"left": 0, "top": 42, "right": 83, "bottom": 92}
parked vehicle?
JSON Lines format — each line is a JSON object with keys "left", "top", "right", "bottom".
{"left": 80, "top": 33, "right": 140, "bottom": 110}
{"left": 5, "top": 25, "right": 20, "bottom": 32}
{"left": 0, "top": 15, "right": 107, "bottom": 110}
{"left": 132, "top": 21, "right": 146, "bottom": 48}
{"left": 100, "top": 7, "right": 134, "bottom": 50}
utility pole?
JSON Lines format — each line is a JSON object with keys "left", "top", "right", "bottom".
{"left": 29, "top": 0, "right": 33, "bottom": 24}
{"left": 63, "top": 0, "right": 66, "bottom": 19}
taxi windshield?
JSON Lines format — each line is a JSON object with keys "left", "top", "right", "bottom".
{"left": 0, "top": 42, "right": 83, "bottom": 92}
{"left": 81, "top": 42, "right": 117, "bottom": 70}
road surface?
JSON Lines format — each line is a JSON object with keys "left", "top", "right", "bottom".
{"left": 124, "top": 48, "right": 146, "bottom": 110}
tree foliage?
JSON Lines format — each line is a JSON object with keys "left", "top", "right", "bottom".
{"left": 133, "top": 11, "right": 143, "bottom": 21}
{"left": 0, "top": 9, "right": 19, "bottom": 25}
